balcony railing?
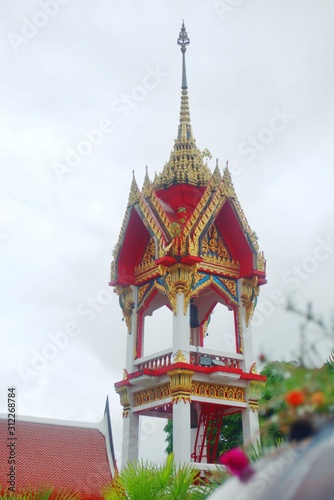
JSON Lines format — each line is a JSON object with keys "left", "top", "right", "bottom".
{"left": 134, "top": 349, "right": 173, "bottom": 371}
{"left": 134, "top": 346, "right": 243, "bottom": 372}
{"left": 189, "top": 346, "right": 243, "bottom": 369}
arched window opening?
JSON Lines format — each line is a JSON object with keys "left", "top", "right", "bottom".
{"left": 143, "top": 305, "right": 173, "bottom": 357}
{"left": 203, "top": 303, "right": 236, "bottom": 353}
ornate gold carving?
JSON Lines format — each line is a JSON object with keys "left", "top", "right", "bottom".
{"left": 110, "top": 206, "right": 130, "bottom": 267}
{"left": 222, "top": 279, "right": 237, "bottom": 298}
{"left": 115, "top": 387, "right": 130, "bottom": 418}
{"left": 152, "top": 83, "right": 211, "bottom": 190}
{"left": 137, "top": 283, "right": 151, "bottom": 305}
{"left": 168, "top": 368, "right": 194, "bottom": 404}
{"left": 110, "top": 260, "right": 116, "bottom": 282}
{"left": 202, "top": 224, "right": 229, "bottom": 258}
{"left": 135, "top": 267, "right": 160, "bottom": 286}
{"left": 174, "top": 350, "right": 187, "bottom": 363}
{"left": 184, "top": 165, "right": 262, "bottom": 262}
{"left": 161, "top": 263, "right": 197, "bottom": 314}
{"left": 220, "top": 166, "right": 236, "bottom": 199}
{"left": 148, "top": 191, "right": 173, "bottom": 237}
{"left": 127, "top": 172, "right": 140, "bottom": 207}
{"left": 248, "top": 400, "right": 259, "bottom": 412}
{"left": 191, "top": 274, "right": 238, "bottom": 309}
{"left": 142, "top": 167, "right": 153, "bottom": 199}
{"left": 143, "top": 237, "right": 156, "bottom": 263}
{"left": 211, "top": 162, "right": 222, "bottom": 189}
{"left": 200, "top": 223, "right": 240, "bottom": 276}
{"left": 152, "top": 139, "right": 212, "bottom": 190}
{"left": 136, "top": 196, "right": 170, "bottom": 255}
{"left": 198, "top": 260, "right": 240, "bottom": 278}
{"left": 236, "top": 306, "right": 243, "bottom": 353}
{"left": 191, "top": 274, "right": 214, "bottom": 295}
{"left": 114, "top": 285, "right": 134, "bottom": 333}
{"left": 134, "top": 383, "right": 170, "bottom": 407}
{"left": 250, "top": 362, "right": 258, "bottom": 374}
{"left": 257, "top": 251, "right": 266, "bottom": 272}
{"left": 241, "top": 277, "right": 259, "bottom": 327}
{"left": 191, "top": 382, "right": 245, "bottom": 402}
{"left": 110, "top": 176, "right": 164, "bottom": 275}
{"left": 202, "top": 317, "right": 210, "bottom": 338}
{"left": 135, "top": 238, "right": 156, "bottom": 278}
{"left": 184, "top": 190, "right": 214, "bottom": 242}
{"left": 249, "top": 380, "right": 265, "bottom": 400}
{"left": 188, "top": 192, "right": 222, "bottom": 255}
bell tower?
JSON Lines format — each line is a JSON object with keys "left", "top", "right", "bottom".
{"left": 111, "top": 23, "right": 266, "bottom": 468}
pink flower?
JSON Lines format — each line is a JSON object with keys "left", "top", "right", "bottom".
{"left": 218, "top": 448, "right": 255, "bottom": 481}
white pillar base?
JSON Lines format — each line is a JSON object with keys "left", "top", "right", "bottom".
{"left": 173, "top": 401, "right": 191, "bottom": 466}
{"left": 242, "top": 407, "right": 260, "bottom": 448}
{"left": 121, "top": 411, "right": 139, "bottom": 468}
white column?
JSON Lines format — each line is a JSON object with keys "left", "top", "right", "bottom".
{"left": 173, "top": 293, "right": 190, "bottom": 362}
{"left": 121, "top": 409, "right": 139, "bottom": 467}
{"left": 125, "top": 285, "right": 138, "bottom": 373}
{"left": 242, "top": 407, "right": 260, "bottom": 447}
{"left": 173, "top": 400, "right": 191, "bottom": 466}
{"left": 237, "top": 279, "right": 255, "bottom": 372}
{"left": 122, "top": 286, "right": 139, "bottom": 467}
{"left": 240, "top": 319, "right": 255, "bottom": 372}
{"left": 238, "top": 279, "right": 261, "bottom": 447}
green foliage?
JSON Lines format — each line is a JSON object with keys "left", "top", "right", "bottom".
{"left": 164, "top": 419, "right": 173, "bottom": 455}
{"left": 162, "top": 360, "right": 334, "bottom": 485}
{"left": 217, "top": 413, "right": 243, "bottom": 456}
{"left": 259, "top": 361, "right": 334, "bottom": 442}
{"left": 325, "top": 361, "right": 334, "bottom": 375}
{"left": 102, "top": 454, "right": 215, "bottom": 499}
{"left": 245, "top": 439, "right": 265, "bottom": 463}
{"left": 0, "top": 488, "right": 79, "bottom": 500}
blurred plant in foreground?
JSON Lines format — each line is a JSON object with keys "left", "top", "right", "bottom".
{"left": 102, "top": 453, "right": 216, "bottom": 499}
{"left": 259, "top": 360, "right": 334, "bottom": 443}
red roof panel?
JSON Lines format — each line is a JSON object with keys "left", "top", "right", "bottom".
{"left": 0, "top": 418, "right": 113, "bottom": 496}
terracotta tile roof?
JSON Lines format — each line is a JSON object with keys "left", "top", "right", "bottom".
{"left": 0, "top": 401, "right": 116, "bottom": 497}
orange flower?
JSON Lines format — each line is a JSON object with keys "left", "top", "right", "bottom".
{"left": 310, "top": 391, "right": 325, "bottom": 406}
{"left": 285, "top": 390, "right": 305, "bottom": 406}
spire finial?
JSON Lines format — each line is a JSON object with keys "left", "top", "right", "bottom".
{"left": 176, "top": 22, "right": 192, "bottom": 140}
{"left": 177, "top": 21, "right": 190, "bottom": 89}
{"left": 177, "top": 20, "right": 190, "bottom": 53}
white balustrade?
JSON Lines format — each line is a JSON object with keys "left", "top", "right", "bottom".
{"left": 134, "top": 346, "right": 243, "bottom": 372}
{"left": 134, "top": 349, "right": 173, "bottom": 371}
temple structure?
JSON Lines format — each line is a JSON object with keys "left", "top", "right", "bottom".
{"left": 0, "top": 399, "right": 116, "bottom": 496}
{"left": 111, "top": 23, "right": 266, "bottom": 468}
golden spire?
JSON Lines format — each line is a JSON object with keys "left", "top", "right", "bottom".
{"left": 127, "top": 171, "right": 140, "bottom": 207}
{"left": 142, "top": 166, "right": 153, "bottom": 198}
{"left": 153, "top": 22, "right": 211, "bottom": 190}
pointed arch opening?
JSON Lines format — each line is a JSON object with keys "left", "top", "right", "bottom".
{"left": 204, "top": 302, "right": 237, "bottom": 353}
{"left": 142, "top": 304, "right": 173, "bottom": 358}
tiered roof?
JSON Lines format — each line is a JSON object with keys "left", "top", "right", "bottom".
{"left": 110, "top": 22, "right": 266, "bottom": 292}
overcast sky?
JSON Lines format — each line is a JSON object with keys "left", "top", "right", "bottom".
{"left": 1, "top": 0, "right": 334, "bottom": 466}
